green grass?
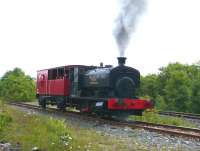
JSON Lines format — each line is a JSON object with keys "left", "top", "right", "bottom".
{"left": 130, "top": 110, "right": 197, "bottom": 128}
{"left": 0, "top": 100, "right": 12, "bottom": 132}
{"left": 0, "top": 114, "right": 12, "bottom": 132}
{"left": 1, "top": 110, "right": 72, "bottom": 150}
{"left": 0, "top": 102, "right": 189, "bottom": 151}
{"left": 0, "top": 104, "right": 152, "bottom": 151}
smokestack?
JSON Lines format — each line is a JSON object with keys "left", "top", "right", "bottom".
{"left": 117, "top": 57, "right": 126, "bottom": 66}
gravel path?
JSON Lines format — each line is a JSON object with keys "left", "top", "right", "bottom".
{"left": 9, "top": 105, "right": 200, "bottom": 151}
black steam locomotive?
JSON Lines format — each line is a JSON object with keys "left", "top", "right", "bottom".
{"left": 37, "top": 57, "right": 153, "bottom": 116}
{"left": 82, "top": 57, "right": 140, "bottom": 98}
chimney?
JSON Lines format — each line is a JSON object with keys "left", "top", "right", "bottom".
{"left": 117, "top": 57, "right": 126, "bottom": 66}
{"left": 100, "top": 62, "right": 103, "bottom": 67}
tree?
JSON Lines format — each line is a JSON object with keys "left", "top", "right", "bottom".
{"left": 163, "top": 71, "right": 191, "bottom": 111}
{"left": 190, "top": 77, "right": 200, "bottom": 113}
{"left": 139, "top": 62, "right": 200, "bottom": 113}
{"left": 0, "top": 68, "right": 36, "bottom": 102}
{"left": 139, "top": 74, "right": 158, "bottom": 99}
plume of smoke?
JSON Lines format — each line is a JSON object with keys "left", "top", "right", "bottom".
{"left": 113, "top": 0, "right": 146, "bottom": 57}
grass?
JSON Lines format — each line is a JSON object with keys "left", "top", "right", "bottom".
{"left": 130, "top": 109, "right": 197, "bottom": 128}
{"left": 0, "top": 113, "right": 12, "bottom": 132}
{"left": 0, "top": 101, "right": 190, "bottom": 151}
{"left": 0, "top": 100, "right": 12, "bottom": 132}
{"left": 0, "top": 103, "right": 152, "bottom": 151}
{"left": 1, "top": 109, "right": 72, "bottom": 150}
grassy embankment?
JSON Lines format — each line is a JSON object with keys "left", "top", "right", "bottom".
{"left": 130, "top": 109, "right": 196, "bottom": 128}
{"left": 0, "top": 100, "right": 193, "bottom": 151}
{"left": 0, "top": 101, "right": 151, "bottom": 151}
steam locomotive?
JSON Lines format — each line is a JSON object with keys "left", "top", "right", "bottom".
{"left": 36, "top": 57, "right": 153, "bottom": 116}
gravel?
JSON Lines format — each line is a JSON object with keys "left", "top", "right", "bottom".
{"left": 184, "top": 118, "right": 200, "bottom": 129}
{"left": 9, "top": 105, "right": 200, "bottom": 151}
{"left": 93, "top": 124, "right": 200, "bottom": 151}
{"left": 0, "top": 141, "right": 21, "bottom": 151}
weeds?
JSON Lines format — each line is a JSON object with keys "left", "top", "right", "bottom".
{"left": 0, "top": 109, "right": 72, "bottom": 151}
{"left": 130, "top": 109, "right": 196, "bottom": 128}
{"left": 0, "top": 114, "right": 12, "bottom": 132}
{"left": 0, "top": 106, "right": 150, "bottom": 151}
{"left": 0, "top": 100, "right": 12, "bottom": 132}
{"left": 0, "top": 105, "right": 188, "bottom": 151}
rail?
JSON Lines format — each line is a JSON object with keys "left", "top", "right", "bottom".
{"left": 159, "top": 111, "right": 200, "bottom": 120}
{"left": 8, "top": 102, "right": 200, "bottom": 140}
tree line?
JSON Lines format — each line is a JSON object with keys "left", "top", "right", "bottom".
{"left": 138, "top": 62, "right": 200, "bottom": 113}
{"left": 0, "top": 63, "right": 200, "bottom": 113}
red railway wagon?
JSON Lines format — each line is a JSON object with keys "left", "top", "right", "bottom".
{"left": 37, "top": 65, "right": 88, "bottom": 97}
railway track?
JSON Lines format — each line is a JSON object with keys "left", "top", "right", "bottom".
{"left": 8, "top": 102, "right": 200, "bottom": 140}
{"left": 159, "top": 111, "right": 200, "bottom": 120}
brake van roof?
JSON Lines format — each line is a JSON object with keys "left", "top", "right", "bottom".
{"left": 37, "top": 65, "right": 96, "bottom": 72}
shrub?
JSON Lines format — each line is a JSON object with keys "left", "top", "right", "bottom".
{"left": 0, "top": 68, "right": 36, "bottom": 102}
{"left": 130, "top": 110, "right": 196, "bottom": 128}
{"left": 0, "top": 113, "right": 12, "bottom": 132}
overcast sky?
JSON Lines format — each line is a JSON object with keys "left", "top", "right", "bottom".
{"left": 0, "top": 0, "right": 200, "bottom": 77}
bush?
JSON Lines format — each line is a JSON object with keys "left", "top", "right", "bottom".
{"left": 0, "top": 68, "right": 36, "bottom": 102}
{"left": 0, "top": 114, "right": 12, "bottom": 132}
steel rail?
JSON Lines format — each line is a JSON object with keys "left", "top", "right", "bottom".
{"left": 159, "top": 111, "right": 200, "bottom": 120}
{"left": 8, "top": 102, "right": 200, "bottom": 140}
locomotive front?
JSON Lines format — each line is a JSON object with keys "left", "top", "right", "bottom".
{"left": 110, "top": 57, "right": 140, "bottom": 98}
{"left": 82, "top": 57, "right": 153, "bottom": 115}
{"left": 82, "top": 57, "right": 140, "bottom": 98}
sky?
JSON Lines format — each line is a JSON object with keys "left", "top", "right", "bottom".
{"left": 0, "top": 0, "right": 200, "bottom": 77}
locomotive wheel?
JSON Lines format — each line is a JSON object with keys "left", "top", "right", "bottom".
{"left": 38, "top": 96, "right": 46, "bottom": 109}
{"left": 134, "top": 110, "right": 143, "bottom": 116}
{"left": 115, "top": 77, "right": 136, "bottom": 98}
{"left": 41, "top": 99, "right": 46, "bottom": 109}
{"left": 56, "top": 97, "right": 66, "bottom": 110}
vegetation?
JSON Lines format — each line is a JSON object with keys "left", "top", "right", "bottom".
{"left": 1, "top": 112, "right": 72, "bottom": 150}
{"left": 130, "top": 110, "right": 196, "bottom": 128}
{"left": 0, "top": 68, "right": 35, "bottom": 102}
{"left": 138, "top": 62, "right": 200, "bottom": 113}
{"left": 0, "top": 104, "right": 152, "bottom": 151}
{"left": 0, "top": 113, "right": 12, "bottom": 132}
{"left": 0, "top": 101, "right": 12, "bottom": 132}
